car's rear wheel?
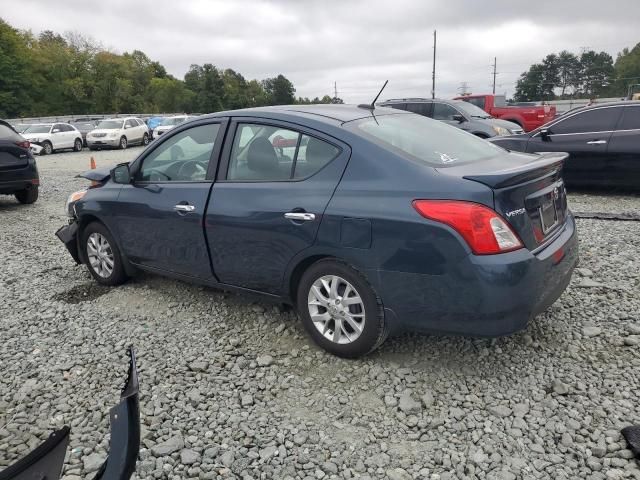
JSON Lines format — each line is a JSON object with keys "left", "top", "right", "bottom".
{"left": 42, "top": 141, "right": 53, "bottom": 155}
{"left": 73, "top": 138, "right": 83, "bottom": 151}
{"left": 15, "top": 186, "right": 38, "bottom": 204}
{"left": 142, "top": 133, "right": 149, "bottom": 145}
{"left": 119, "top": 136, "right": 128, "bottom": 149}
{"left": 297, "top": 259, "right": 387, "bottom": 358}
{"left": 82, "top": 222, "right": 128, "bottom": 286}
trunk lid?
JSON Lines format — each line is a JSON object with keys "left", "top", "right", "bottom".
{"left": 0, "top": 140, "right": 30, "bottom": 170}
{"left": 437, "top": 151, "right": 569, "bottom": 250}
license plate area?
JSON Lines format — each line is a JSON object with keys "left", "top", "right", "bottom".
{"left": 539, "top": 196, "right": 558, "bottom": 234}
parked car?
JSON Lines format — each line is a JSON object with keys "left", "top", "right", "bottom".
{"left": 146, "top": 116, "right": 164, "bottom": 139}
{"left": 86, "top": 117, "right": 149, "bottom": 150}
{"left": 0, "top": 120, "right": 39, "bottom": 204}
{"left": 153, "top": 115, "right": 194, "bottom": 139}
{"left": 57, "top": 105, "right": 578, "bottom": 357}
{"left": 489, "top": 101, "right": 640, "bottom": 189}
{"left": 70, "top": 119, "right": 98, "bottom": 146}
{"left": 379, "top": 98, "right": 523, "bottom": 137}
{"left": 453, "top": 94, "right": 556, "bottom": 132}
{"left": 21, "top": 123, "right": 83, "bottom": 155}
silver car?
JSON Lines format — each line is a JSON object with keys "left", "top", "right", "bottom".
{"left": 380, "top": 98, "right": 523, "bottom": 138}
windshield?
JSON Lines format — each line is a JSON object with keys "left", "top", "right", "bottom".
{"left": 348, "top": 113, "right": 504, "bottom": 166}
{"left": 24, "top": 124, "right": 52, "bottom": 134}
{"left": 454, "top": 101, "right": 492, "bottom": 118}
{"left": 97, "top": 120, "right": 124, "bottom": 129}
{"left": 160, "top": 117, "right": 186, "bottom": 126}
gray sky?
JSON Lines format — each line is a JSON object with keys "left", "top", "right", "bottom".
{"left": 3, "top": 0, "right": 640, "bottom": 103}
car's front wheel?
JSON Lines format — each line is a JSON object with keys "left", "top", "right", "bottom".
{"left": 119, "top": 136, "right": 128, "bottom": 149}
{"left": 82, "top": 222, "right": 128, "bottom": 286}
{"left": 297, "top": 259, "right": 388, "bottom": 358}
{"left": 142, "top": 133, "right": 149, "bottom": 145}
{"left": 73, "top": 138, "right": 83, "bottom": 151}
{"left": 42, "top": 141, "right": 53, "bottom": 155}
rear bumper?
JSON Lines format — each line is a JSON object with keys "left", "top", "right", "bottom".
{"left": 0, "top": 162, "right": 39, "bottom": 194}
{"left": 372, "top": 214, "right": 579, "bottom": 336}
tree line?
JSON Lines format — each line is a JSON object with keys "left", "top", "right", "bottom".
{"left": 514, "top": 43, "right": 640, "bottom": 101}
{"left": 0, "top": 18, "right": 343, "bottom": 118}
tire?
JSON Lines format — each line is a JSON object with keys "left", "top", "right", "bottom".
{"left": 42, "top": 141, "right": 53, "bottom": 155}
{"left": 119, "top": 136, "right": 128, "bottom": 150}
{"left": 297, "top": 259, "right": 387, "bottom": 358}
{"left": 73, "top": 138, "right": 83, "bottom": 152}
{"left": 142, "top": 133, "right": 149, "bottom": 146}
{"left": 81, "top": 222, "right": 128, "bottom": 286}
{"left": 15, "top": 186, "right": 38, "bottom": 204}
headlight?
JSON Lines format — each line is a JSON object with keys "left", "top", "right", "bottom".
{"left": 31, "top": 138, "right": 40, "bottom": 143}
{"left": 109, "top": 132, "right": 118, "bottom": 138}
{"left": 65, "top": 189, "right": 87, "bottom": 217}
{"left": 492, "top": 126, "right": 510, "bottom": 136}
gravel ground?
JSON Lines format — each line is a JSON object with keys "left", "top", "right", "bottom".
{"left": 1, "top": 148, "right": 640, "bottom": 480}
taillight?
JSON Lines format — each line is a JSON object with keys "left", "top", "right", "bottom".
{"left": 412, "top": 200, "right": 524, "bottom": 255}
{"left": 15, "top": 140, "right": 30, "bottom": 149}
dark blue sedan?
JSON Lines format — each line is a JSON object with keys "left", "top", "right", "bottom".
{"left": 57, "top": 105, "right": 578, "bottom": 357}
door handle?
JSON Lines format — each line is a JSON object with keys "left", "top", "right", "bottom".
{"left": 284, "top": 212, "right": 316, "bottom": 221}
{"left": 174, "top": 204, "right": 195, "bottom": 213}
{"left": 587, "top": 140, "right": 607, "bottom": 145}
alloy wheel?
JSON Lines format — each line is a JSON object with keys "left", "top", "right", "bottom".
{"left": 307, "top": 275, "right": 366, "bottom": 344}
{"left": 87, "top": 232, "right": 114, "bottom": 278}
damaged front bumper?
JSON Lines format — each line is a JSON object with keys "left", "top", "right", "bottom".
{"left": 0, "top": 347, "right": 140, "bottom": 480}
{"left": 55, "top": 221, "right": 81, "bottom": 264}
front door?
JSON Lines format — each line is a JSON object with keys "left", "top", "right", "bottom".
{"left": 526, "top": 106, "right": 622, "bottom": 187}
{"left": 113, "top": 121, "right": 226, "bottom": 280}
{"left": 206, "top": 120, "right": 350, "bottom": 294}
{"left": 432, "top": 102, "right": 470, "bottom": 131}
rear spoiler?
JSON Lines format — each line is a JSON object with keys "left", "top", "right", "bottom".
{"left": 462, "top": 153, "right": 568, "bottom": 189}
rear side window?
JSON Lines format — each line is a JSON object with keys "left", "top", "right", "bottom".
{"left": 617, "top": 106, "right": 640, "bottom": 130}
{"left": 227, "top": 123, "right": 339, "bottom": 181}
{"left": 348, "top": 114, "right": 505, "bottom": 167}
{"left": 405, "top": 103, "right": 430, "bottom": 117}
{"left": 0, "top": 123, "right": 20, "bottom": 141}
{"left": 550, "top": 107, "right": 621, "bottom": 134}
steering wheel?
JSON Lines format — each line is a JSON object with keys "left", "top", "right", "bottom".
{"left": 177, "top": 160, "right": 207, "bottom": 180}
{"left": 148, "top": 170, "right": 171, "bottom": 182}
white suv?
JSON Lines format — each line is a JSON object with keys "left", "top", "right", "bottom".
{"left": 153, "top": 115, "right": 194, "bottom": 139}
{"left": 86, "top": 117, "right": 149, "bottom": 150}
{"left": 22, "top": 123, "right": 83, "bottom": 155}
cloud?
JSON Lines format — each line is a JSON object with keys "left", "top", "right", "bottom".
{"left": 3, "top": 0, "right": 639, "bottom": 102}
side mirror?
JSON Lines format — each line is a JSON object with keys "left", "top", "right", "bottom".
{"left": 111, "top": 163, "right": 131, "bottom": 184}
{"left": 52, "top": 129, "right": 60, "bottom": 133}
{"left": 540, "top": 128, "right": 551, "bottom": 141}
{"left": 452, "top": 114, "right": 466, "bottom": 123}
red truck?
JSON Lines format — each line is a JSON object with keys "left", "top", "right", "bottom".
{"left": 453, "top": 94, "right": 555, "bottom": 132}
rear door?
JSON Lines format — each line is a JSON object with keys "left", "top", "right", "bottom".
{"left": 606, "top": 104, "right": 640, "bottom": 188}
{"left": 112, "top": 120, "right": 226, "bottom": 280}
{"left": 525, "top": 106, "right": 622, "bottom": 187}
{"left": 0, "top": 123, "right": 29, "bottom": 170}
{"left": 206, "top": 119, "right": 350, "bottom": 294}
{"left": 52, "top": 124, "right": 71, "bottom": 149}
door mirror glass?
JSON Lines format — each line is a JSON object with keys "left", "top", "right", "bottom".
{"left": 540, "top": 128, "right": 550, "bottom": 141}
{"left": 452, "top": 114, "right": 465, "bottom": 123}
{"left": 111, "top": 163, "right": 131, "bottom": 184}
{"left": 52, "top": 129, "right": 60, "bottom": 133}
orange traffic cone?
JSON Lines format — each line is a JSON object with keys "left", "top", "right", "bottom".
{"left": 90, "top": 156, "right": 97, "bottom": 186}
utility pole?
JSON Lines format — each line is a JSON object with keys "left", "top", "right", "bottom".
{"left": 492, "top": 57, "right": 497, "bottom": 94}
{"left": 458, "top": 82, "right": 470, "bottom": 96}
{"left": 334, "top": 81, "right": 338, "bottom": 100}
{"left": 431, "top": 30, "right": 437, "bottom": 99}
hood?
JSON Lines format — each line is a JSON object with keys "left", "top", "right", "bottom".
{"left": 23, "top": 132, "right": 50, "bottom": 140}
{"left": 77, "top": 166, "right": 112, "bottom": 182}
{"left": 89, "top": 128, "right": 121, "bottom": 135}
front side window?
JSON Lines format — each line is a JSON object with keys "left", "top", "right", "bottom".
{"left": 125, "top": 119, "right": 137, "bottom": 128}
{"left": 550, "top": 107, "right": 621, "bottom": 134}
{"left": 348, "top": 113, "right": 505, "bottom": 167}
{"left": 432, "top": 103, "right": 461, "bottom": 121}
{"left": 97, "top": 120, "right": 123, "bottom": 130}
{"left": 138, "top": 123, "right": 219, "bottom": 182}
{"left": 227, "top": 123, "right": 339, "bottom": 181}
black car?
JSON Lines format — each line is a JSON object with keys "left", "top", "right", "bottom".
{"left": 490, "top": 101, "right": 640, "bottom": 189}
{"left": 70, "top": 119, "right": 98, "bottom": 146}
{"left": 0, "top": 119, "right": 39, "bottom": 204}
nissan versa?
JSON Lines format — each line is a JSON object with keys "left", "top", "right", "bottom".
{"left": 56, "top": 105, "right": 578, "bottom": 358}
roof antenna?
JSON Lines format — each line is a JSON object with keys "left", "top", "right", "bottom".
{"left": 358, "top": 80, "right": 388, "bottom": 110}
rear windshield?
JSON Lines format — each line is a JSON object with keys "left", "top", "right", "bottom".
{"left": 97, "top": 120, "right": 123, "bottom": 129}
{"left": 348, "top": 113, "right": 504, "bottom": 166}
{"left": 24, "top": 124, "right": 52, "bottom": 134}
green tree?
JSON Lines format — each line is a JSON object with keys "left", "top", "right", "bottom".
{"left": 578, "top": 50, "right": 614, "bottom": 97}
{"left": 612, "top": 43, "right": 640, "bottom": 97}
{"left": 556, "top": 50, "right": 580, "bottom": 97}
{"left": 262, "top": 74, "right": 295, "bottom": 105}
{"left": 0, "top": 19, "right": 33, "bottom": 116}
